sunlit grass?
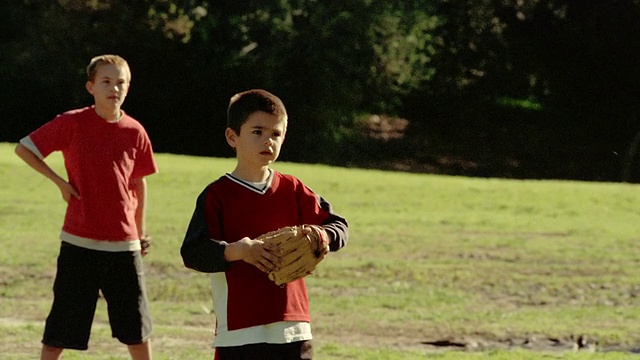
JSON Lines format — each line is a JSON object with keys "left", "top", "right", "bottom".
{"left": 2, "top": 142, "right": 639, "bottom": 359}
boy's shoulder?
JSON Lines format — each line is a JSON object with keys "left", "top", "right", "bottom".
{"left": 57, "top": 107, "right": 143, "bottom": 126}
{"left": 57, "top": 106, "right": 93, "bottom": 118}
{"left": 200, "top": 175, "right": 229, "bottom": 192}
{"left": 205, "top": 171, "right": 302, "bottom": 191}
{"left": 273, "top": 170, "right": 304, "bottom": 185}
{"left": 119, "top": 112, "right": 148, "bottom": 131}
{"left": 204, "top": 171, "right": 309, "bottom": 194}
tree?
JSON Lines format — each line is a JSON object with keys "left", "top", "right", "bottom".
{"left": 180, "top": 0, "right": 440, "bottom": 162}
{"left": 0, "top": 0, "right": 198, "bottom": 147}
{"left": 403, "top": 0, "right": 640, "bottom": 180}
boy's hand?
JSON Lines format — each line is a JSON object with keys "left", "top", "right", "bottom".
{"left": 233, "top": 237, "right": 279, "bottom": 273}
{"left": 301, "top": 225, "right": 330, "bottom": 256}
{"left": 58, "top": 181, "right": 80, "bottom": 202}
{"left": 140, "top": 234, "right": 152, "bottom": 256}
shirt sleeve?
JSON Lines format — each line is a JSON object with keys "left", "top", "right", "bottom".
{"left": 19, "top": 136, "right": 43, "bottom": 159}
{"left": 298, "top": 181, "right": 349, "bottom": 252}
{"left": 131, "top": 129, "right": 158, "bottom": 179}
{"left": 181, "top": 185, "right": 231, "bottom": 273}
{"left": 317, "top": 195, "right": 349, "bottom": 251}
{"left": 25, "top": 114, "right": 74, "bottom": 159}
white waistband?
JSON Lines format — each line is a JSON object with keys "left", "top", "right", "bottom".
{"left": 212, "top": 322, "right": 312, "bottom": 347}
{"left": 60, "top": 231, "right": 141, "bottom": 252}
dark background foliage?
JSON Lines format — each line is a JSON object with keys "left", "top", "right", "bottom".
{"left": 2, "top": 0, "right": 640, "bottom": 182}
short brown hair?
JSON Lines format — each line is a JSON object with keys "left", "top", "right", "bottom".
{"left": 86, "top": 54, "right": 131, "bottom": 82}
{"left": 226, "top": 89, "right": 287, "bottom": 134}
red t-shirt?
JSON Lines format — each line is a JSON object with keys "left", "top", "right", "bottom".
{"left": 26, "top": 106, "right": 157, "bottom": 241}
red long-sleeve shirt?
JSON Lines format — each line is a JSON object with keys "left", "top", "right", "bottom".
{"left": 181, "top": 171, "right": 348, "bottom": 343}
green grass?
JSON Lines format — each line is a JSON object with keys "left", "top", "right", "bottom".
{"left": 1, "top": 142, "right": 640, "bottom": 359}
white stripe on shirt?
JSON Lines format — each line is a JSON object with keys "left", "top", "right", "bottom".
{"left": 20, "top": 136, "right": 44, "bottom": 159}
{"left": 210, "top": 272, "right": 312, "bottom": 347}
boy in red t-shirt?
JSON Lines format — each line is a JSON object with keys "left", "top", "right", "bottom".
{"left": 181, "top": 89, "right": 348, "bottom": 359}
{"left": 15, "top": 54, "right": 157, "bottom": 360}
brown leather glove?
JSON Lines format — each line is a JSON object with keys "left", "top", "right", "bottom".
{"left": 257, "top": 225, "right": 329, "bottom": 286}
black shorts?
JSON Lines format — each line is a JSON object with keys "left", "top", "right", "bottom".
{"left": 42, "top": 241, "right": 152, "bottom": 350}
{"left": 215, "top": 340, "right": 313, "bottom": 360}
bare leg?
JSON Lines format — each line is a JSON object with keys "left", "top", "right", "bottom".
{"left": 40, "top": 344, "right": 63, "bottom": 360}
{"left": 128, "top": 340, "right": 152, "bottom": 360}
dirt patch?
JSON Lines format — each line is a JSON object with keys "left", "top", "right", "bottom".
{"left": 421, "top": 335, "right": 593, "bottom": 352}
{"left": 315, "top": 329, "right": 640, "bottom": 355}
{"left": 420, "top": 334, "right": 640, "bottom": 354}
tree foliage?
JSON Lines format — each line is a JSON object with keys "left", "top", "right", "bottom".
{"left": 2, "top": 0, "right": 640, "bottom": 180}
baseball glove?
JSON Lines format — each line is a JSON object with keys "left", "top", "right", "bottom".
{"left": 257, "top": 225, "right": 329, "bottom": 286}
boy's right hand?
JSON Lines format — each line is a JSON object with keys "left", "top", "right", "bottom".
{"left": 229, "top": 237, "right": 279, "bottom": 273}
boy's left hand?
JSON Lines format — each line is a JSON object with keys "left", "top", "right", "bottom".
{"left": 301, "top": 225, "right": 330, "bottom": 257}
{"left": 140, "top": 234, "right": 152, "bottom": 256}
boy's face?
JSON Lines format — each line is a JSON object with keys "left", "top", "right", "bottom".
{"left": 226, "top": 111, "right": 287, "bottom": 169}
{"left": 85, "top": 63, "right": 130, "bottom": 111}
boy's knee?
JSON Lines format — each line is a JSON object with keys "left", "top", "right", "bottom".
{"left": 42, "top": 344, "right": 63, "bottom": 352}
{"left": 41, "top": 344, "right": 64, "bottom": 359}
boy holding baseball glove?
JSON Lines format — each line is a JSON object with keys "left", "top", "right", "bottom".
{"left": 15, "top": 54, "right": 157, "bottom": 360}
{"left": 180, "top": 89, "right": 348, "bottom": 360}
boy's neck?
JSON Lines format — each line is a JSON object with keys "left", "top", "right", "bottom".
{"left": 231, "top": 166, "right": 271, "bottom": 183}
{"left": 95, "top": 106, "right": 123, "bottom": 122}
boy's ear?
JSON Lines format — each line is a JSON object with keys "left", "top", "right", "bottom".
{"left": 85, "top": 81, "right": 94, "bottom": 95}
{"left": 225, "top": 127, "right": 237, "bottom": 149}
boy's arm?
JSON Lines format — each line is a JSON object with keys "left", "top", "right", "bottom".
{"left": 321, "top": 214, "right": 348, "bottom": 252}
{"left": 14, "top": 143, "right": 79, "bottom": 202}
{"left": 131, "top": 177, "right": 148, "bottom": 238}
{"left": 180, "top": 188, "right": 232, "bottom": 273}
{"left": 181, "top": 188, "right": 278, "bottom": 273}
{"left": 317, "top": 196, "right": 349, "bottom": 252}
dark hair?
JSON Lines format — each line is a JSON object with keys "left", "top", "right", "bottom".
{"left": 226, "top": 89, "right": 287, "bottom": 134}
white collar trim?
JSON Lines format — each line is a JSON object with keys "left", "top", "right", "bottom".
{"left": 225, "top": 170, "right": 274, "bottom": 195}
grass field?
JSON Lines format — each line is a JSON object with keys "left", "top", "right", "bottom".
{"left": 1, "top": 141, "right": 640, "bottom": 359}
